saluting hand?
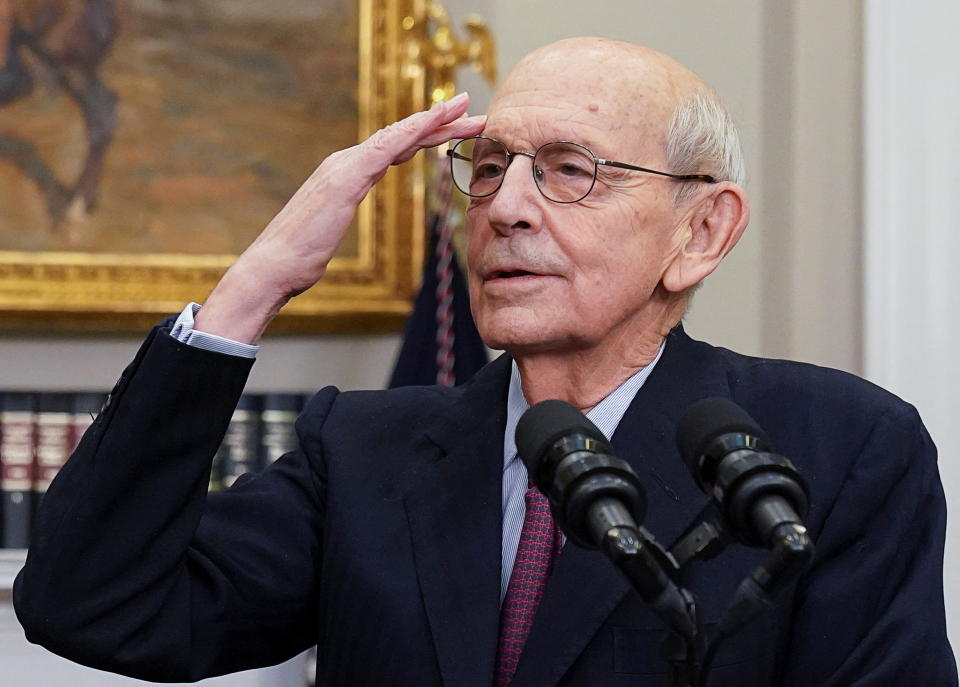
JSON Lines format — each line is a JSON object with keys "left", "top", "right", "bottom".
{"left": 195, "top": 92, "right": 485, "bottom": 343}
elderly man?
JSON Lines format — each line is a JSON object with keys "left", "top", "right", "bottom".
{"left": 14, "top": 38, "right": 956, "bottom": 686}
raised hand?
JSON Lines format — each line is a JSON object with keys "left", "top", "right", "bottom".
{"left": 195, "top": 92, "right": 485, "bottom": 343}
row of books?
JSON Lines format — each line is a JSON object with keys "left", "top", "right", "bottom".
{"left": 0, "top": 391, "right": 309, "bottom": 549}
{"left": 211, "top": 393, "right": 308, "bottom": 491}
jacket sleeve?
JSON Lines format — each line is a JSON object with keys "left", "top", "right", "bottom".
{"left": 780, "top": 402, "right": 958, "bottom": 686}
{"left": 13, "top": 325, "right": 332, "bottom": 682}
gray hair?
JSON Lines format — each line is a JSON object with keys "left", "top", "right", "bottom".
{"left": 665, "top": 90, "right": 745, "bottom": 205}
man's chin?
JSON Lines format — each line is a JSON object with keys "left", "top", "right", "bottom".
{"left": 473, "top": 304, "right": 575, "bottom": 354}
{"left": 478, "top": 329, "right": 539, "bottom": 354}
{"left": 477, "top": 325, "right": 566, "bottom": 356}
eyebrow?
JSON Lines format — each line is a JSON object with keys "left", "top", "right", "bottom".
{"left": 494, "top": 135, "right": 611, "bottom": 158}
{"left": 485, "top": 124, "right": 606, "bottom": 154}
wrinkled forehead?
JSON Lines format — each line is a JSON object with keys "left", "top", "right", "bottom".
{"left": 485, "top": 40, "right": 692, "bottom": 156}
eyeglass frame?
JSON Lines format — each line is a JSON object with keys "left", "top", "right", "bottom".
{"left": 445, "top": 135, "right": 718, "bottom": 204}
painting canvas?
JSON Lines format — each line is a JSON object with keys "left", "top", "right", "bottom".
{"left": 0, "top": 0, "right": 427, "bottom": 332}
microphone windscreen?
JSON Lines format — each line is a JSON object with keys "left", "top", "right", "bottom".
{"left": 675, "top": 397, "right": 770, "bottom": 473}
{"left": 515, "top": 400, "right": 607, "bottom": 475}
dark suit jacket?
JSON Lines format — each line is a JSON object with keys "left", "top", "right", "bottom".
{"left": 14, "top": 324, "right": 957, "bottom": 686}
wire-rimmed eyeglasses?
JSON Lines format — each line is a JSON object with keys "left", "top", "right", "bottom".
{"left": 446, "top": 136, "right": 717, "bottom": 204}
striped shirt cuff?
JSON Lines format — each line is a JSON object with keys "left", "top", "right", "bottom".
{"left": 170, "top": 302, "right": 260, "bottom": 359}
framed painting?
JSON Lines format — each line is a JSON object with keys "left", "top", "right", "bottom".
{"left": 0, "top": 0, "right": 449, "bottom": 333}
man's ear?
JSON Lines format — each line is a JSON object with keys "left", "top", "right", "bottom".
{"left": 662, "top": 182, "right": 750, "bottom": 293}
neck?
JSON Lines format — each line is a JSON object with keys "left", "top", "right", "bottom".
{"left": 513, "top": 299, "right": 684, "bottom": 410}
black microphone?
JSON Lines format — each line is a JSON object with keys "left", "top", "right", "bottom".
{"left": 516, "top": 400, "right": 698, "bottom": 647}
{"left": 676, "top": 398, "right": 810, "bottom": 549}
{"left": 515, "top": 399, "right": 646, "bottom": 549}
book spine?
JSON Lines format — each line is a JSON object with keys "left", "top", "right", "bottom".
{"left": 34, "top": 393, "right": 74, "bottom": 517}
{"left": 70, "top": 392, "right": 107, "bottom": 453}
{"left": 260, "top": 394, "right": 304, "bottom": 466}
{"left": 220, "top": 394, "right": 261, "bottom": 489}
{"left": 1, "top": 393, "right": 35, "bottom": 549}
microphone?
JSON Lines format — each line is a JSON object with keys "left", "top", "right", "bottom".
{"left": 516, "top": 400, "right": 698, "bottom": 650}
{"left": 675, "top": 397, "right": 810, "bottom": 549}
{"left": 516, "top": 400, "right": 697, "bottom": 628}
{"left": 515, "top": 399, "right": 646, "bottom": 549}
{"left": 676, "top": 398, "right": 814, "bottom": 674}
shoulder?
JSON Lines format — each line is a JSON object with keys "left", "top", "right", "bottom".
{"left": 726, "top": 344, "right": 934, "bottom": 526}
{"left": 667, "top": 326, "right": 923, "bottom": 435}
{"left": 292, "top": 354, "right": 511, "bottom": 478}
{"left": 713, "top": 344, "right": 915, "bottom": 425}
{"left": 685, "top": 336, "right": 940, "bottom": 558}
{"left": 665, "top": 325, "right": 919, "bottom": 432}
{"left": 300, "top": 352, "right": 511, "bottom": 431}
{"left": 293, "top": 382, "right": 462, "bottom": 457}
{"left": 675, "top": 330, "right": 933, "bottom": 508}
{"left": 300, "top": 382, "right": 462, "bottom": 436}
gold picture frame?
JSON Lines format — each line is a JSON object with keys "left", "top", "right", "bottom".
{"left": 0, "top": 0, "right": 492, "bottom": 334}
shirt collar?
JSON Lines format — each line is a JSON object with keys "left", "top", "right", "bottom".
{"left": 502, "top": 340, "right": 666, "bottom": 470}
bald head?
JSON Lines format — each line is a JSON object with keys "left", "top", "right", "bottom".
{"left": 492, "top": 38, "right": 706, "bottom": 151}
{"left": 486, "top": 37, "right": 743, "bottom": 191}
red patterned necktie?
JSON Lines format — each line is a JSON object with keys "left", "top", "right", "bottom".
{"left": 494, "top": 484, "right": 563, "bottom": 686}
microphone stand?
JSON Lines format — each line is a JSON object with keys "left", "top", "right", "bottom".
{"left": 668, "top": 506, "right": 814, "bottom": 687}
{"left": 698, "top": 522, "right": 813, "bottom": 684}
{"left": 591, "top": 505, "right": 703, "bottom": 687}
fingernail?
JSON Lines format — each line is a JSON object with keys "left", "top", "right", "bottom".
{"left": 448, "top": 91, "right": 468, "bottom": 105}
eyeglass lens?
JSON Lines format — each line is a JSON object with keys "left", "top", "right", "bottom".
{"left": 449, "top": 138, "right": 598, "bottom": 203}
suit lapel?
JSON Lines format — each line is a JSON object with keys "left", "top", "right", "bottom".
{"left": 511, "top": 327, "right": 734, "bottom": 686}
{"left": 403, "top": 355, "right": 512, "bottom": 687}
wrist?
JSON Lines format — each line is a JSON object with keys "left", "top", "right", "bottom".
{"left": 194, "top": 265, "right": 291, "bottom": 344}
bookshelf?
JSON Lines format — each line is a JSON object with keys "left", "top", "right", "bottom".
{"left": 2, "top": 390, "right": 306, "bottom": 550}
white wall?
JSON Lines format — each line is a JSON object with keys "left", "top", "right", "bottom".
{"left": 863, "top": 0, "right": 960, "bottom": 654}
{"left": 0, "top": 333, "right": 402, "bottom": 394}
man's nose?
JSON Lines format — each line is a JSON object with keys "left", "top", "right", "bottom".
{"left": 485, "top": 155, "right": 544, "bottom": 235}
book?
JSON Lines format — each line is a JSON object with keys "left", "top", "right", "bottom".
{"left": 260, "top": 394, "right": 304, "bottom": 466}
{"left": 1, "top": 392, "right": 35, "bottom": 549}
{"left": 33, "top": 393, "right": 73, "bottom": 518}
{"left": 220, "top": 394, "right": 262, "bottom": 489}
{"left": 0, "top": 389, "right": 303, "bottom": 542}
{"left": 70, "top": 392, "right": 107, "bottom": 453}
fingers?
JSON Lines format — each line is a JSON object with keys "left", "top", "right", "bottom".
{"left": 417, "top": 114, "right": 487, "bottom": 147}
{"left": 360, "top": 92, "right": 481, "bottom": 169}
{"left": 212, "top": 93, "right": 484, "bottom": 331}
{"left": 433, "top": 91, "right": 471, "bottom": 124}
{"left": 391, "top": 114, "right": 486, "bottom": 165}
